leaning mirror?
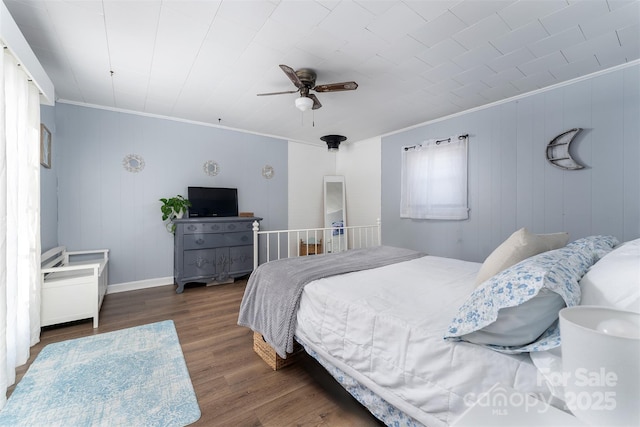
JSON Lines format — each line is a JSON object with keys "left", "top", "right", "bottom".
{"left": 323, "top": 175, "right": 346, "bottom": 253}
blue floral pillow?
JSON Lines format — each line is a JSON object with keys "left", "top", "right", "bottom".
{"left": 444, "top": 235, "right": 619, "bottom": 354}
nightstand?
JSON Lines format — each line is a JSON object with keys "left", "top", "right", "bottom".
{"left": 452, "top": 383, "right": 583, "bottom": 426}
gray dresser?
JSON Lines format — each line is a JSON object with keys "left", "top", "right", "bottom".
{"left": 173, "top": 217, "right": 261, "bottom": 293}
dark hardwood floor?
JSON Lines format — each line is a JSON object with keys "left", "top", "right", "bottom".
{"left": 11, "top": 280, "right": 385, "bottom": 427}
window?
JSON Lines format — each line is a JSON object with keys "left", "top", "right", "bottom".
{"left": 400, "top": 135, "right": 469, "bottom": 220}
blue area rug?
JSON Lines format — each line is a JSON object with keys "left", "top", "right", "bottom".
{"left": 0, "top": 320, "right": 201, "bottom": 427}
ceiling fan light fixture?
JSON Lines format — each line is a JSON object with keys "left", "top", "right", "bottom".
{"left": 295, "top": 96, "right": 314, "bottom": 111}
{"left": 321, "top": 135, "right": 347, "bottom": 152}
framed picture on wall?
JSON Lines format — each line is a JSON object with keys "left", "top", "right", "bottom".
{"left": 40, "top": 124, "right": 51, "bottom": 168}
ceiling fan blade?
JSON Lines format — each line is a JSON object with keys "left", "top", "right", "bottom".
{"left": 309, "top": 94, "right": 322, "bottom": 110}
{"left": 279, "top": 64, "right": 303, "bottom": 89}
{"left": 313, "top": 81, "right": 358, "bottom": 92}
{"left": 257, "top": 90, "right": 299, "bottom": 96}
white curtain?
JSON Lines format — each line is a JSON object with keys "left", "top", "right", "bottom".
{"left": 0, "top": 48, "right": 41, "bottom": 408}
{"left": 400, "top": 135, "right": 469, "bottom": 220}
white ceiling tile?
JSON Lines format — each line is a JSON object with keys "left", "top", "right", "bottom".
{"left": 481, "top": 67, "right": 525, "bottom": 88}
{"left": 359, "top": 55, "right": 396, "bottom": 78}
{"left": 518, "top": 51, "right": 567, "bottom": 76}
{"left": 424, "top": 78, "right": 463, "bottom": 96}
{"left": 404, "top": 1, "right": 460, "bottom": 22}
{"left": 450, "top": 80, "right": 490, "bottom": 97}
{"left": 417, "top": 38, "right": 467, "bottom": 66}
{"left": 388, "top": 57, "right": 433, "bottom": 80}
{"left": 253, "top": 18, "right": 307, "bottom": 52}
{"left": 498, "top": 0, "right": 568, "bottom": 30}
{"left": 510, "top": 71, "right": 557, "bottom": 92}
{"left": 269, "top": 0, "right": 331, "bottom": 33}
{"left": 452, "top": 13, "right": 511, "bottom": 50}
{"left": 335, "top": 29, "right": 389, "bottom": 65}
{"left": 377, "top": 35, "right": 428, "bottom": 64}
{"left": 579, "top": 1, "right": 640, "bottom": 38}
{"left": 422, "top": 61, "right": 464, "bottom": 83}
{"left": 487, "top": 47, "right": 536, "bottom": 72}
{"left": 450, "top": 0, "right": 515, "bottom": 25}
{"left": 452, "top": 64, "right": 495, "bottom": 85}
{"left": 528, "top": 27, "right": 585, "bottom": 58}
{"left": 451, "top": 43, "right": 501, "bottom": 69}
{"left": 366, "top": 2, "right": 426, "bottom": 42}
{"left": 216, "top": 0, "right": 276, "bottom": 31}
{"left": 202, "top": 17, "right": 257, "bottom": 66}
{"left": 562, "top": 32, "right": 620, "bottom": 63}
{"left": 490, "top": 20, "right": 549, "bottom": 55}
{"left": 318, "top": 1, "right": 376, "bottom": 39}
{"left": 410, "top": 11, "right": 468, "bottom": 48}
{"left": 606, "top": 0, "right": 638, "bottom": 11}
{"left": 295, "top": 27, "right": 347, "bottom": 60}
{"left": 354, "top": 0, "right": 396, "bottom": 15}
{"left": 161, "top": 0, "right": 221, "bottom": 26}
{"left": 596, "top": 40, "right": 640, "bottom": 67}
{"left": 617, "top": 23, "right": 640, "bottom": 51}
{"left": 479, "top": 83, "right": 520, "bottom": 101}
{"left": 541, "top": 1, "right": 609, "bottom": 35}
{"left": 113, "top": 90, "right": 147, "bottom": 112}
{"left": 549, "top": 56, "right": 601, "bottom": 81}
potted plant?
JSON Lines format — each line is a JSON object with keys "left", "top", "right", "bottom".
{"left": 160, "top": 195, "right": 191, "bottom": 233}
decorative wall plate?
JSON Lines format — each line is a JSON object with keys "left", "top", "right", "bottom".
{"left": 262, "top": 165, "right": 274, "bottom": 179}
{"left": 123, "top": 154, "right": 145, "bottom": 173}
{"left": 203, "top": 160, "right": 219, "bottom": 176}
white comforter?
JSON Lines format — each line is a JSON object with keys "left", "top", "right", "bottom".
{"left": 295, "top": 255, "right": 549, "bottom": 426}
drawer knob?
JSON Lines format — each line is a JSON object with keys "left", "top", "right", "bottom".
{"left": 196, "top": 238, "right": 205, "bottom": 245}
{"left": 187, "top": 225, "right": 197, "bottom": 231}
{"left": 228, "top": 224, "right": 237, "bottom": 230}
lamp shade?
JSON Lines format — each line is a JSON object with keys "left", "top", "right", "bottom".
{"left": 559, "top": 306, "right": 640, "bottom": 426}
{"left": 295, "top": 96, "right": 314, "bottom": 111}
{"left": 320, "top": 135, "right": 347, "bottom": 152}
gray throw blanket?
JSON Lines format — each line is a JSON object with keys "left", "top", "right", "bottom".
{"left": 238, "top": 246, "right": 425, "bottom": 358}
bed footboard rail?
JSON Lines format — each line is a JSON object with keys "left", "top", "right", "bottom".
{"left": 252, "top": 219, "right": 381, "bottom": 269}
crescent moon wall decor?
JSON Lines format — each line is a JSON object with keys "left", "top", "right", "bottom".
{"left": 546, "top": 128, "right": 585, "bottom": 170}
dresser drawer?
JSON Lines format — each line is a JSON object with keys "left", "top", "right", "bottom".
{"left": 182, "top": 221, "right": 251, "bottom": 234}
{"left": 225, "top": 231, "right": 252, "bottom": 246}
{"left": 183, "top": 233, "right": 225, "bottom": 250}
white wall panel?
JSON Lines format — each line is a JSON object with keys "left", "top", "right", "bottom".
{"left": 336, "top": 136, "right": 381, "bottom": 230}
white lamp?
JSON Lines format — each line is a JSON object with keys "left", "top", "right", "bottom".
{"left": 559, "top": 306, "right": 640, "bottom": 426}
{"left": 295, "top": 96, "right": 314, "bottom": 112}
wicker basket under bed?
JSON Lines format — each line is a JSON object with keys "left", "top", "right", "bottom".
{"left": 253, "top": 332, "right": 303, "bottom": 370}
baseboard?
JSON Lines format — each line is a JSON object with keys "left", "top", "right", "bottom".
{"left": 107, "top": 277, "right": 174, "bottom": 294}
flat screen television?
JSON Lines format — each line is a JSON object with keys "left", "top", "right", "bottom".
{"left": 187, "top": 187, "right": 238, "bottom": 218}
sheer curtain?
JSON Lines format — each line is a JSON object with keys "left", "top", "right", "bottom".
{"left": 400, "top": 135, "right": 469, "bottom": 220}
{"left": 0, "top": 48, "right": 41, "bottom": 408}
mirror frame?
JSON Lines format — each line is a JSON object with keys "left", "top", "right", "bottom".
{"left": 323, "top": 175, "right": 347, "bottom": 251}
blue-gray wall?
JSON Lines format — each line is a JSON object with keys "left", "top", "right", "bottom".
{"left": 40, "top": 105, "right": 57, "bottom": 251}
{"left": 382, "top": 64, "right": 639, "bottom": 262}
{"left": 47, "top": 103, "right": 287, "bottom": 285}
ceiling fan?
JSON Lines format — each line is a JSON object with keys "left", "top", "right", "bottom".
{"left": 257, "top": 64, "right": 358, "bottom": 111}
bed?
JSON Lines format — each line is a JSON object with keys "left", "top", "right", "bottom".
{"left": 238, "top": 227, "right": 639, "bottom": 426}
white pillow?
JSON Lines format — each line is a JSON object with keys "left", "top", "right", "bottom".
{"left": 579, "top": 238, "right": 640, "bottom": 313}
{"left": 475, "top": 228, "right": 569, "bottom": 285}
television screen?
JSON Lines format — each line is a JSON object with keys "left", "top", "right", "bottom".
{"left": 187, "top": 187, "right": 238, "bottom": 218}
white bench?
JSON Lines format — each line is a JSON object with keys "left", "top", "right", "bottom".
{"left": 40, "top": 246, "right": 109, "bottom": 328}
